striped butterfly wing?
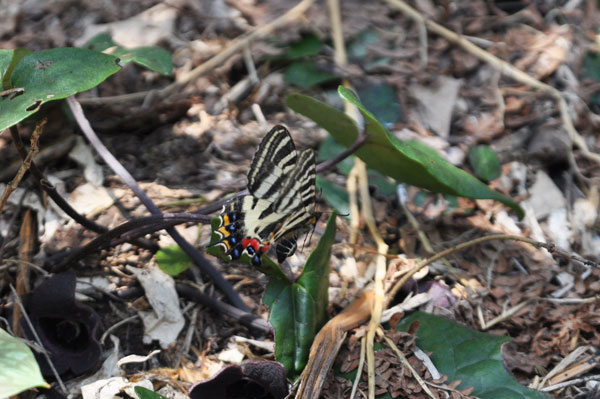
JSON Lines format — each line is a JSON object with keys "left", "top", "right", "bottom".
{"left": 247, "top": 125, "right": 298, "bottom": 200}
{"left": 213, "top": 125, "right": 318, "bottom": 266}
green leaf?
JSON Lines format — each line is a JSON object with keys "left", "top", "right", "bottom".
{"left": 396, "top": 312, "right": 549, "bottom": 399}
{"left": 583, "top": 51, "right": 600, "bottom": 82}
{"left": 134, "top": 386, "right": 168, "bottom": 399}
{"left": 318, "top": 136, "right": 397, "bottom": 196}
{"left": 207, "top": 217, "right": 289, "bottom": 281}
{"left": 284, "top": 61, "right": 338, "bottom": 89}
{"left": 357, "top": 83, "right": 402, "bottom": 126}
{"left": 85, "top": 32, "right": 117, "bottom": 52}
{"left": 316, "top": 176, "right": 349, "bottom": 218}
{"left": 283, "top": 34, "right": 323, "bottom": 59}
{"left": 348, "top": 29, "right": 380, "bottom": 59}
{"left": 155, "top": 245, "right": 193, "bottom": 276}
{"left": 0, "top": 48, "right": 32, "bottom": 90}
{"left": 0, "top": 49, "right": 13, "bottom": 80}
{"left": 0, "top": 48, "right": 121, "bottom": 131}
{"left": 263, "top": 212, "right": 337, "bottom": 377}
{"left": 116, "top": 47, "right": 172, "bottom": 76}
{"left": 468, "top": 145, "right": 501, "bottom": 182}
{"left": 286, "top": 87, "right": 524, "bottom": 219}
{"left": 317, "top": 135, "right": 354, "bottom": 174}
{"left": 85, "top": 33, "right": 173, "bottom": 76}
{"left": 0, "top": 328, "right": 49, "bottom": 398}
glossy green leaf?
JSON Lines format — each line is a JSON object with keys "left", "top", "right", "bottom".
{"left": 396, "top": 312, "right": 548, "bottom": 399}
{"left": 134, "top": 386, "right": 168, "bottom": 399}
{"left": 284, "top": 34, "right": 323, "bottom": 59}
{"left": 284, "top": 61, "right": 338, "bottom": 88}
{"left": 468, "top": 145, "right": 501, "bottom": 182}
{"left": 1, "top": 48, "right": 32, "bottom": 90}
{"left": 85, "top": 33, "right": 173, "bottom": 76}
{"left": 207, "top": 217, "right": 288, "bottom": 281}
{"left": 0, "top": 328, "right": 49, "bottom": 398}
{"left": 263, "top": 212, "right": 336, "bottom": 377}
{"left": 357, "top": 83, "right": 402, "bottom": 126}
{"left": 286, "top": 87, "right": 524, "bottom": 218}
{"left": 155, "top": 245, "right": 193, "bottom": 276}
{"left": 0, "top": 48, "right": 121, "bottom": 131}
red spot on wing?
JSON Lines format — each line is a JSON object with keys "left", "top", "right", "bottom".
{"left": 242, "top": 237, "right": 261, "bottom": 252}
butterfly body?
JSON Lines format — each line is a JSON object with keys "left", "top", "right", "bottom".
{"left": 212, "top": 125, "right": 318, "bottom": 266}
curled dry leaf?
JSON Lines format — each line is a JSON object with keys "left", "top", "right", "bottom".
{"left": 19, "top": 272, "right": 103, "bottom": 376}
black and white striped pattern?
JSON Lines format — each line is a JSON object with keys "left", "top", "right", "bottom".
{"left": 245, "top": 126, "right": 318, "bottom": 242}
{"left": 214, "top": 125, "right": 319, "bottom": 265}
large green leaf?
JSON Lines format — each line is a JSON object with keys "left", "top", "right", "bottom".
{"left": 0, "top": 328, "right": 49, "bottom": 398}
{"left": 85, "top": 33, "right": 172, "bottom": 76}
{"left": 0, "top": 48, "right": 121, "bottom": 131}
{"left": 263, "top": 212, "right": 337, "bottom": 377}
{"left": 286, "top": 87, "right": 523, "bottom": 218}
{"left": 396, "top": 312, "right": 548, "bottom": 399}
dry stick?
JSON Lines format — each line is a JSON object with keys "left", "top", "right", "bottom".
{"left": 358, "top": 160, "right": 389, "bottom": 399}
{"left": 346, "top": 163, "right": 361, "bottom": 248}
{"left": 65, "top": 97, "right": 248, "bottom": 311}
{"left": 6, "top": 126, "right": 157, "bottom": 251}
{"left": 0, "top": 119, "right": 45, "bottom": 212}
{"left": 78, "top": 0, "right": 316, "bottom": 106}
{"left": 328, "top": 0, "right": 390, "bottom": 396}
{"left": 377, "top": 327, "right": 437, "bottom": 399}
{"left": 13, "top": 209, "right": 36, "bottom": 337}
{"left": 50, "top": 213, "right": 211, "bottom": 270}
{"left": 384, "top": 0, "right": 600, "bottom": 166}
{"left": 398, "top": 187, "right": 462, "bottom": 280}
{"left": 386, "top": 233, "right": 597, "bottom": 309}
{"left": 350, "top": 336, "right": 367, "bottom": 399}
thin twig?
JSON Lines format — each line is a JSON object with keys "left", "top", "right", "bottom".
{"left": 387, "top": 234, "right": 598, "bottom": 308}
{"left": 315, "top": 132, "right": 368, "bottom": 174}
{"left": 66, "top": 96, "right": 248, "bottom": 311}
{"left": 78, "top": 0, "right": 316, "bottom": 106}
{"left": 350, "top": 336, "right": 367, "bottom": 399}
{"left": 49, "top": 213, "right": 211, "bottom": 271}
{"left": 540, "top": 374, "right": 600, "bottom": 392}
{"left": 384, "top": 0, "right": 600, "bottom": 166}
{"left": 7, "top": 126, "right": 156, "bottom": 251}
{"left": 377, "top": 327, "right": 437, "bottom": 399}
{"left": 0, "top": 119, "right": 45, "bottom": 212}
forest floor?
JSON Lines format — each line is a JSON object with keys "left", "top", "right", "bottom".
{"left": 1, "top": 0, "right": 599, "bottom": 398}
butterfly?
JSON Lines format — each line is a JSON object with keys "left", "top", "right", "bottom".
{"left": 212, "top": 125, "right": 320, "bottom": 267}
